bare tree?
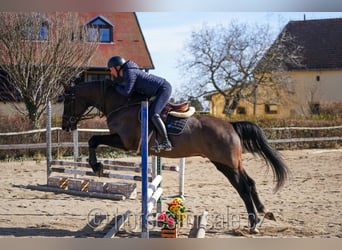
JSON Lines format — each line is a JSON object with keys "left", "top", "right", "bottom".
{"left": 179, "top": 21, "right": 303, "bottom": 115}
{"left": 0, "top": 12, "right": 99, "bottom": 128}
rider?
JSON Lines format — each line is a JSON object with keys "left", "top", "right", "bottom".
{"left": 107, "top": 55, "right": 173, "bottom": 151}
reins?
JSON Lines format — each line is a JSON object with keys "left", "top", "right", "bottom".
{"left": 105, "top": 81, "right": 148, "bottom": 119}
{"left": 106, "top": 100, "right": 143, "bottom": 119}
{"left": 70, "top": 80, "right": 144, "bottom": 121}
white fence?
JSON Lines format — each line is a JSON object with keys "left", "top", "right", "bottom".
{"left": 1, "top": 125, "right": 341, "bottom": 151}
{"left": 265, "top": 125, "right": 342, "bottom": 144}
{"left": 0, "top": 127, "right": 109, "bottom": 150}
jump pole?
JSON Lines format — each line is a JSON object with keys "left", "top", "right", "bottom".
{"left": 71, "top": 81, "right": 79, "bottom": 179}
{"left": 46, "top": 100, "right": 78, "bottom": 179}
{"left": 72, "top": 128, "right": 79, "bottom": 178}
{"left": 179, "top": 158, "right": 185, "bottom": 199}
{"left": 141, "top": 100, "right": 149, "bottom": 238}
{"left": 46, "top": 101, "right": 52, "bottom": 181}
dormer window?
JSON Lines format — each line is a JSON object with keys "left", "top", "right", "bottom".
{"left": 86, "top": 15, "right": 113, "bottom": 43}
{"left": 39, "top": 22, "right": 48, "bottom": 40}
{"left": 24, "top": 19, "right": 49, "bottom": 41}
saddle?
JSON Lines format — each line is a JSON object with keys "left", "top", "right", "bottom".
{"left": 160, "top": 101, "right": 195, "bottom": 122}
{"left": 164, "top": 101, "right": 190, "bottom": 113}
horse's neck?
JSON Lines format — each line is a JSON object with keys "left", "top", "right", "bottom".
{"left": 77, "top": 81, "right": 143, "bottom": 116}
{"left": 88, "top": 83, "right": 127, "bottom": 114}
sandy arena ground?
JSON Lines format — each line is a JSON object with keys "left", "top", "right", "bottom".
{"left": 0, "top": 149, "right": 341, "bottom": 238}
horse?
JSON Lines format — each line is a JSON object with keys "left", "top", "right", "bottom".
{"left": 61, "top": 80, "right": 289, "bottom": 232}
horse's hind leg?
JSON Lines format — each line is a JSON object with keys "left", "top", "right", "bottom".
{"left": 213, "top": 161, "right": 260, "bottom": 232}
{"left": 242, "top": 170, "right": 266, "bottom": 213}
{"left": 243, "top": 171, "right": 276, "bottom": 221}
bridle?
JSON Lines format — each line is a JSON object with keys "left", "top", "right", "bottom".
{"left": 62, "top": 80, "right": 147, "bottom": 129}
{"left": 62, "top": 84, "right": 94, "bottom": 129}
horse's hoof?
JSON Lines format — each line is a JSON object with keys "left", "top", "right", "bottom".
{"left": 249, "top": 227, "right": 259, "bottom": 234}
{"left": 264, "top": 212, "right": 276, "bottom": 221}
{"left": 92, "top": 162, "right": 104, "bottom": 177}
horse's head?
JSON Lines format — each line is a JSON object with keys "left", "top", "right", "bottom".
{"left": 61, "top": 84, "right": 88, "bottom": 131}
{"left": 61, "top": 80, "right": 142, "bottom": 132}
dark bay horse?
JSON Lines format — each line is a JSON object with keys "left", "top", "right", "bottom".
{"left": 61, "top": 80, "right": 289, "bottom": 232}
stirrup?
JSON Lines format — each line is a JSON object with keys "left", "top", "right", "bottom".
{"left": 151, "top": 141, "right": 172, "bottom": 152}
{"left": 160, "top": 141, "right": 172, "bottom": 151}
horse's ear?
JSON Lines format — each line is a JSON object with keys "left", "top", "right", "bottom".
{"left": 61, "top": 81, "right": 69, "bottom": 91}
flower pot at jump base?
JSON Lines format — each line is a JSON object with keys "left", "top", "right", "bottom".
{"left": 160, "top": 227, "right": 178, "bottom": 238}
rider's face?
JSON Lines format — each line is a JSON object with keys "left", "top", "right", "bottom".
{"left": 109, "top": 66, "right": 122, "bottom": 77}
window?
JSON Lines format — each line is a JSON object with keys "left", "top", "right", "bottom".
{"left": 24, "top": 21, "right": 49, "bottom": 41}
{"left": 236, "top": 106, "right": 247, "bottom": 115}
{"left": 39, "top": 23, "right": 48, "bottom": 40}
{"left": 265, "top": 104, "right": 278, "bottom": 114}
{"left": 86, "top": 16, "right": 113, "bottom": 43}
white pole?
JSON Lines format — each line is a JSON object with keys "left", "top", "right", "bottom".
{"left": 147, "top": 175, "right": 163, "bottom": 200}
{"left": 73, "top": 129, "right": 79, "bottom": 178}
{"left": 147, "top": 187, "right": 163, "bottom": 214}
{"left": 179, "top": 158, "right": 185, "bottom": 199}
{"left": 197, "top": 211, "right": 208, "bottom": 238}
{"left": 46, "top": 101, "right": 52, "bottom": 182}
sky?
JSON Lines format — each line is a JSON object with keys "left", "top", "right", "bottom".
{"left": 136, "top": 12, "right": 342, "bottom": 96}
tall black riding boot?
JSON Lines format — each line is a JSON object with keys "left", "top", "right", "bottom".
{"left": 151, "top": 114, "right": 172, "bottom": 151}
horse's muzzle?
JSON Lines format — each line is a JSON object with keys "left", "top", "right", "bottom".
{"left": 62, "top": 117, "right": 77, "bottom": 132}
{"left": 62, "top": 124, "right": 70, "bottom": 132}
{"left": 61, "top": 121, "right": 71, "bottom": 132}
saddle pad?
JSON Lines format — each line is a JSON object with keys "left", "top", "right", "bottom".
{"left": 165, "top": 115, "right": 189, "bottom": 135}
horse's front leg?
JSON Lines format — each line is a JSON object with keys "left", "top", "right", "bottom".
{"left": 88, "top": 134, "right": 126, "bottom": 176}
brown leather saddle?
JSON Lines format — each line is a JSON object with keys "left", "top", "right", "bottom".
{"left": 160, "top": 101, "right": 189, "bottom": 122}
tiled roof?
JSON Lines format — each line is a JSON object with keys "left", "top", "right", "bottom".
{"left": 283, "top": 18, "right": 342, "bottom": 70}
{"left": 79, "top": 12, "right": 154, "bottom": 69}
{"left": 0, "top": 12, "right": 154, "bottom": 102}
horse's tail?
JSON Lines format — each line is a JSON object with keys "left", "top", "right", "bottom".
{"left": 232, "top": 121, "right": 289, "bottom": 192}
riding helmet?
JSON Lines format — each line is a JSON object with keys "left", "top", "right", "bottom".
{"left": 107, "top": 56, "right": 126, "bottom": 69}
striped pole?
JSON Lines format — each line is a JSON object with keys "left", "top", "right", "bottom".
{"left": 141, "top": 101, "right": 149, "bottom": 238}
{"left": 156, "top": 156, "right": 162, "bottom": 213}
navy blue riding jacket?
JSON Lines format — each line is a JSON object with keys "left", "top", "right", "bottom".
{"left": 114, "top": 60, "right": 172, "bottom": 118}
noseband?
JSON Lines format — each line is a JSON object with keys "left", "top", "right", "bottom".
{"left": 63, "top": 83, "right": 103, "bottom": 128}
{"left": 63, "top": 85, "right": 81, "bottom": 127}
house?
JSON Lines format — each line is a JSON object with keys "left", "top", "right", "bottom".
{"left": 77, "top": 12, "right": 154, "bottom": 81}
{"left": 0, "top": 12, "right": 154, "bottom": 115}
{"left": 205, "top": 18, "right": 342, "bottom": 118}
